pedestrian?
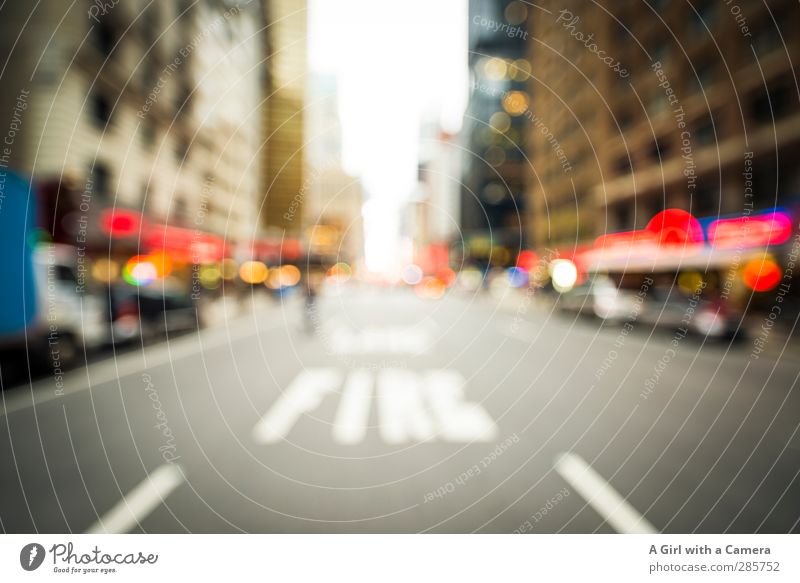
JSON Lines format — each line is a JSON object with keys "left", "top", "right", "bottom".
{"left": 303, "top": 274, "right": 319, "bottom": 334}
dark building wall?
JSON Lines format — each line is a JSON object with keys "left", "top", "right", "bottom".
{"left": 460, "top": 0, "right": 531, "bottom": 263}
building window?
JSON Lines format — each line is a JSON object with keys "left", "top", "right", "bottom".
{"left": 140, "top": 5, "right": 159, "bottom": 47}
{"left": 173, "top": 197, "right": 189, "bottom": 225}
{"left": 177, "top": 0, "right": 194, "bottom": 26}
{"left": 91, "top": 94, "right": 112, "bottom": 126}
{"left": 693, "top": 116, "right": 715, "bottom": 146}
{"left": 752, "top": 161, "right": 778, "bottom": 209}
{"left": 648, "top": 0, "right": 670, "bottom": 12}
{"left": 613, "top": 22, "right": 630, "bottom": 49}
{"left": 175, "top": 139, "right": 190, "bottom": 162}
{"left": 615, "top": 155, "right": 632, "bottom": 175}
{"left": 175, "top": 84, "right": 192, "bottom": 116}
{"left": 649, "top": 93, "right": 668, "bottom": 116}
{"left": 650, "top": 37, "right": 669, "bottom": 65}
{"left": 141, "top": 62, "right": 159, "bottom": 93}
{"left": 615, "top": 205, "right": 632, "bottom": 230}
{"left": 650, "top": 138, "right": 671, "bottom": 160}
{"left": 752, "top": 19, "right": 782, "bottom": 58}
{"left": 689, "top": 0, "right": 718, "bottom": 34}
{"left": 692, "top": 60, "right": 714, "bottom": 93}
{"left": 92, "top": 20, "right": 115, "bottom": 56}
{"left": 141, "top": 120, "right": 156, "bottom": 146}
{"left": 140, "top": 182, "right": 150, "bottom": 212}
{"left": 89, "top": 163, "right": 111, "bottom": 200}
{"left": 750, "top": 81, "right": 793, "bottom": 123}
{"left": 693, "top": 186, "right": 717, "bottom": 216}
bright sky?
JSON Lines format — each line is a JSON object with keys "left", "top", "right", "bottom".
{"left": 308, "top": 0, "right": 468, "bottom": 273}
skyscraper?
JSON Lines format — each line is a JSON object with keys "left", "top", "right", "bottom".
{"left": 460, "top": 0, "right": 531, "bottom": 267}
{"left": 526, "top": 0, "right": 800, "bottom": 250}
{"left": 261, "top": 0, "right": 307, "bottom": 235}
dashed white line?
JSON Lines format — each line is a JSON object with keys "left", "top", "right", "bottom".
{"left": 85, "top": 463, "right": 185, "bottom": 534}
{"left": 554, "top": 452, "right": 657, "bottom": 534}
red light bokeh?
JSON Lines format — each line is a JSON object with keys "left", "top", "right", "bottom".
{"left": 646, "top": 209, "right": 704, "bottom": 245}
{"left": 742, "top": 258, "right": 782, "bottom": 292}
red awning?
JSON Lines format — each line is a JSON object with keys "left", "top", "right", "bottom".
{"left": 245, "top": 238, "right": 304, "bottom": 261}
{"left": 144, "top": 224, "right": 226, "bottom": 263}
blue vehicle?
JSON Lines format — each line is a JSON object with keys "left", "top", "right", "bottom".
{"left": 0, "top": 171, "right": 105, "bottom": 372}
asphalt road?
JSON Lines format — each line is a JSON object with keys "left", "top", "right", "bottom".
{"left": 1, "top": 286, "right": 799, "bottom": 533}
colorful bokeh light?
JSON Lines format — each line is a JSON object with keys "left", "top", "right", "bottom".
{"left": 742, "top": 257, "right": 782, "bottom": 292}
{"left": 221, "top": 258, "right": 238, "bottom": 280}
{"left": 327, "top": 262, "right": 352, "bottom": 283}
{"left": 199, "top": 265, "right": 222, "bottom": 289}
{"left": 507, "top": 266, "right": 529, "bottom": 288}
{"left": 415, "top": 276, "right": 446, "bottom": 299}
{"left": 550, "top": 259, "right": 578, "bottom": 292}
{"left": 646, "top": 209, "right": 704, "bottom": 245}
{"left": 280, "top": 265, "right": 302, "bottom": 287}
{"left": 147, "top": 251, "right": 173, "bottom": 278}
{"left": 122, "top": 256, "right": 157, "bottom": 286}
{"left": 92, "top": 259, "right": 119, "bottom": 283}
{"left": 401, "top": 264, "right": 423, "bottom": 286}
{"left": 239, "top": 260, "right": 268, "bottom": 284}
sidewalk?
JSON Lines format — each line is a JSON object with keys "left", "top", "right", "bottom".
{"left": 198, "top": 293, "right": 302, "bottom": 328}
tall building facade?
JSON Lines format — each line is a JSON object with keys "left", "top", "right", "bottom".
{"left": 410, "top": 121, "right": 461, "bottom": 274}
{"left": 527, "top": 0, "right": 800, "bottom": 250}
{"left": 303, "top": 73, "right": 363, "bottom": 266}
{"left": 260, "top": 0, "right": 307, "bottom": 235}
{"left": 0, "top": 0, "right": 264, "bottom": 246}
{"left": 460, "top": 0, "right": 531, "bottom": 267}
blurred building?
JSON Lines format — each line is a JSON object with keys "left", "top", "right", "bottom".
{"left": 303, "top": 73, "right": 363, "bottom": 266}
{"left": 260, "top": 0, "right": 307, "bottom": 235}
{"left": 527, "top": 0, "right": 800, "bottom": 249}
{"left": 409, "top": 121, "right": 461, "bottom": 274}
{"left": 0, "top": 0, "right": 263, "bottom": 251}
{"left": 459, "top": 0, "right": 531, "bottom": 267}
{"left": 304, "top": 167, "right": 363, "bottom": 265}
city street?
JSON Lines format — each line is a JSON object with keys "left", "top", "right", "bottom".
{"left": 2, "top": 287, "right": 798, "bottom": 534}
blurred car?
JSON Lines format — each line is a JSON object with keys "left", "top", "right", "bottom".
{"left": 0, "top": 244, "right": 106, "bottom": 368}
{"left": 560, "top": 278, "right": 738, "bottom": 339}
{"left": 637, "top": 288, "right": 738, "bottom": 339}
{"left": 558, "top": 276, "right": 639, "bottom": 321}
{"left": 105, "top": 282, "right": 199, "bottom": 345}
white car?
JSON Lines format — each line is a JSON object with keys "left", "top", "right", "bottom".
{"left": 558, "top": 276, "right": 639, "bottom": 321}
{"left": 16, "top": 244, "right": 106, "bottom": 365}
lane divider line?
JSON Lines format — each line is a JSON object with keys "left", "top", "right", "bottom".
{"left": 554, "top": 452, "right": 658, "bottom": 534}
{"left": 85, "top": 463, "right": 185, "bottom": 534}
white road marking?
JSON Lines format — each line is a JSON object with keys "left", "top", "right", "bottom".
{"left": 254, "top": 367, "right": 499, "bottom": 445}
{"left": 85, "top": 464, "right": 185, "bottom": 534}
{"left": 378, "top": 369, "right": 435, "bottom": 444}
{"left": 332, "top": 369, "right": 372, "bottom": 444}
{"left": 554, "top": 452, "right": 657, "bottom": 534}
{"left": 504, "top": 326, "right": 535, "bottom": 343}
{"left": 329, "top": 324, "right": 435, "bottom": 355}
{"left": 425, "top": 370, "right": 497, "bottom": 442}
{"left": 252, "top": 368, "right": 342, "bottom": 444}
